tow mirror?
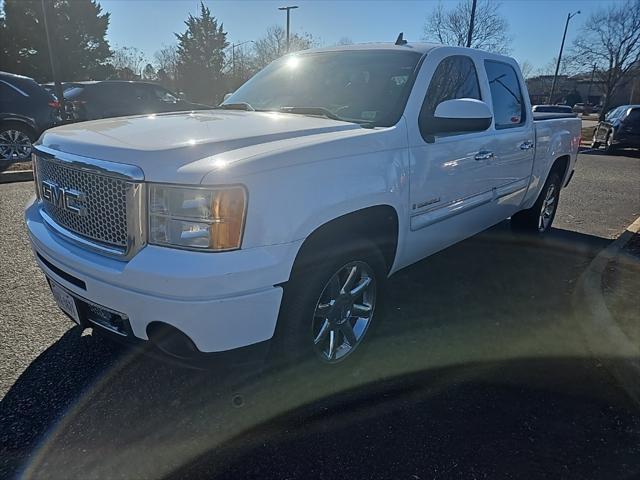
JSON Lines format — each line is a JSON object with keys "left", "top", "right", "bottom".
{"left": 423, "top": 98, "right": 493, "bottom": 136}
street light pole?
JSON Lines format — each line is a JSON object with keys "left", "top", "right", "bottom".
{"left": 548, "top": 10, "right": 580, "bottom": 104}
{"left": 278, "top": 5, "right": 299, "bottom": 52}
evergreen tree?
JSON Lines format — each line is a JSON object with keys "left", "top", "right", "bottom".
{"left": 0, "top": 0, "right": 112, "bottom": 81}
{"left": 175, "top": 2, "right": 228, "bottom": 104}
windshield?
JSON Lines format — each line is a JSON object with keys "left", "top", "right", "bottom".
{"left": 224, "top": 50, "right": 422, "bottom": 126}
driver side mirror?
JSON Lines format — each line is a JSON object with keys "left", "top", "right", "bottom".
{"left": 422, "top": 98, "right": 493, "bottom": 137}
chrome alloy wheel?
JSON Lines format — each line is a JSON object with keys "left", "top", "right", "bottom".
{"left": 0, "top": 129, "right": 33, "bottom": 161}
{"left": 311, "top": 260, "right": 376, "bottom": 363}
{"left": 538, "top": 183, "right": 557, "bottom": 232}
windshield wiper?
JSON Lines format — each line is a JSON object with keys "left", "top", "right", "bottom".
{"left": 277, "top": 106, "right": 374, "bottom": 127}
{"left": 278, "top": 106, "right": 342, "bottom": 121}
{"left": 217, "top": 102, "right": 255, "bottom": 111}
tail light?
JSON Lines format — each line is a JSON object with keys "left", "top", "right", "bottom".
{"left": 48, "top": 100, "right": 60, "bottom": 109}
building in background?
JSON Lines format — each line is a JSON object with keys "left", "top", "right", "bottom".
{"left": 526, "top": 68, "right": 640, "bottom": 109}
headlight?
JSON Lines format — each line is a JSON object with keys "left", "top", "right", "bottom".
{"left": 148, "top": 184, "right": 247, "bottom": 251}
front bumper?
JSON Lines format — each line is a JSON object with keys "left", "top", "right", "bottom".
{"left": 25, "top": 198, "right": 302, "bottom": 355}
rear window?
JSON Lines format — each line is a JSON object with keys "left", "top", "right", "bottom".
{"left": 534, "top": 106, "right": 572, "bottom": 113}
{"left": 64, "top": 86, "right": 86, "bottom": 99}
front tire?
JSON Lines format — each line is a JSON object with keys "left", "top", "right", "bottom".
{"left": 511, "top": 170, "right": 562, "bottom": 234}
{"left": 605, "top": 130, "right": 618, "bottom": 153}
{"left": 0, "top": 122, "right": 35, "bottom": 162}
{"left": 272, "top": 240, "right": 385, "bottom": 367}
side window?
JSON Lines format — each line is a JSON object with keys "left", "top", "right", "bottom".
{"left": 419, "top": 55, "right": 481, "bottom": 130}
{"left": 624, "top": 108, "right": 640, "bottom": 124}
{"left": 0, "top": 82, "right": 23, "bottom": 103}
{"left": 484, "top": 60, "right": 525, "bottom": 129}
{"left": 151, "top": 86, "right": 178, "bottom": 104}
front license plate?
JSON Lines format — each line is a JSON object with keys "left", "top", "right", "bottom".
{"left": 49, "top": 280, "right": 81, "bottom": 324}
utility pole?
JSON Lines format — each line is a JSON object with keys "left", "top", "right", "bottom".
{"left": 227, "top": 40, "right": 255, "bottom": 82}
{"left": 586, "top": 63, "right": 596, "bottom": 105}
{"left": 278, "top": 5, "right": 299, "bottom": 52}
{"left": 41, "top": 0, "right": 65, "bottom": 113}
{"left": 548, "top": 10, "right": 580, "bottom": 104}
{"left": 466, "top": 0, "right": 477, "bottom": 48}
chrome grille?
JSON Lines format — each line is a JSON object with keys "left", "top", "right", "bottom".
{"left": 35, "top": 156, "right": 130, "bottom": 249}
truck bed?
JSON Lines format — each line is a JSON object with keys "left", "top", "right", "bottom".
{"left": 532, "top": 112, "right": 578, "bottom": 121}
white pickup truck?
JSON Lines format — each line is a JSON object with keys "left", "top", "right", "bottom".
{"left": 25, "top": 42, "right": 581, "bottom": 366}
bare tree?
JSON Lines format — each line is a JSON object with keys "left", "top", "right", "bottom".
{"left": 571, "top": 0, "right": 640, "bottom": 119}
{"left": 336, "top": 36, "right": 353, "bottom": 46}
{"left": 423, "top": 0, "right": 511, "bottom": 54}
{"left": 110, "top": 46, "right": 146, "bottom": 79}
{"left": 153, "top": 44, "right": 179, "bottom": 89}
{"left": 518, "top": 60, "right": 534, "bottom": 79}
{"left": 142, "top": 63, "right": 156, "bottom": 81}
{"left": 252, "top": 25, "right": 316, "bottom": 69}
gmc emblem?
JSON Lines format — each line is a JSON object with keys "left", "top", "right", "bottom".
{"left": 41, "top": 180, "right": 87, "bottom": 216}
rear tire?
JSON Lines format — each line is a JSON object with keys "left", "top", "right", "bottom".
{"left": 271, "top": 239, "right": 386, "bottom": 368}
{"left": 511, "top": 170, "right": 562, "bottom": 234}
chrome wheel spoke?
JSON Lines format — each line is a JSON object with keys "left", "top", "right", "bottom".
{"left": 340, "top": 321, "right": 357, "bottom": 346}
{"left": 340, "top": 265, "right": 358, "bottom": 294}
{"left": 352, "top": 303, "right": 372, "bottom": 316}
{"left": 314, "top": 320, "right": 330, "bottom": 345}
{"left": 327, "top": 330, "right": 336, "bottom": 360}
{"left": 350, "top": 277, "right": 371, "bottom": 298}
{"left": 315, "top": 300, "right": 334, "bottom": 317}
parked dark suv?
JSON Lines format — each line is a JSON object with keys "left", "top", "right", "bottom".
{"left": 63, "top": 81, "right": 211, "bottom": 121}
{"left": 591, "top": 104, "right": 640, "bottom": 152}
{"left": 0, "top": 71, "right": 61, "bottom": 162}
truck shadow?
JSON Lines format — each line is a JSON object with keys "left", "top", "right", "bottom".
{"left": 2, "top": 222, "right": 629, "bottom": 479}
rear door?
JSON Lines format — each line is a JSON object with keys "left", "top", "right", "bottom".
{"left": 482, "top": 60, "right": 534, "bottom": 216}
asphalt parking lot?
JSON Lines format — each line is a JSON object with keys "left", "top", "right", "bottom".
{"left": 1, "top": 149, "right": 639, "bottom": 479}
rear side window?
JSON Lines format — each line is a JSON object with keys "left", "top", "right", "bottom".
{"left": 484, "top": 60, "right": 526, "bottom": 129}
{"left": 419, "top": 55, "right": 481, "bottom": 136}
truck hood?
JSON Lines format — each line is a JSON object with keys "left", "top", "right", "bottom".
{"left": 38, "top": 110, "right": 374, "bottom": 183}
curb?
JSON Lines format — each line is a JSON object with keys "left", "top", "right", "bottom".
{"left": 0, "top": 170, "right": 34, "bottom": 184}
{"left": 574, "top": 215, "right": 640, "bottom": 404}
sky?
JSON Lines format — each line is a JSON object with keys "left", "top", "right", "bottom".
{"left": 100, "top": 0, "right": 619, "bottom": 70}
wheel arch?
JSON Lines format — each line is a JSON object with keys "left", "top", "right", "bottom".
{"left": 0, "top": 116, "right": 38, "bottom": 135}
{"left": 550, "top": 154, "right": 570, "bottom": 185}
{"left": 290, "top": 205, "right": 400, "bottom": 277}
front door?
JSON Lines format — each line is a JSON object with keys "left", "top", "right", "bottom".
{"left": 405, "top": 53, "right": 497, "bottom": 265}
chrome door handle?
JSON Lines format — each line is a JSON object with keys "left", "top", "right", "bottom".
{"left": 474, "top": 150, "right": 495, "bottom": 161}
{"left": 520, "top": 140, "right": 534, "bottom": 150}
